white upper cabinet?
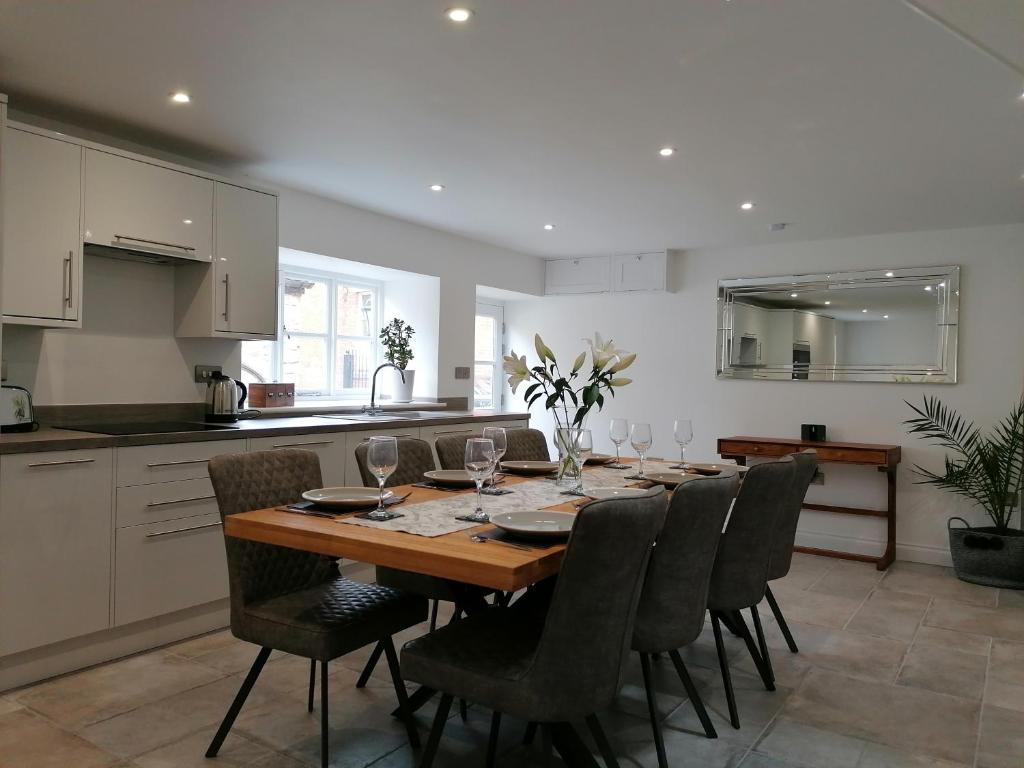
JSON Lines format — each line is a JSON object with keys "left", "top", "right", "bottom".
{"left": 610, "top": 252, "right": 667, "bottom": 292}
{"left": 2, "top": 127, "right": 83, "bottom": 326}
{"left": 544, "top": 256, "right": 611, "bottom": 295}
{"left": 214, "top": 183, "right": 278, "bottom": 336}
{"left": 84, "top": 148, "right": 213, "bottom": 262}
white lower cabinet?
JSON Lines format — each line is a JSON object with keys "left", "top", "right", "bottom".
{"left": 249, "top": 433, "right": 347, "bottom": 486}
{"left": 0, "top": 449, "right": 114, "bottom": 655}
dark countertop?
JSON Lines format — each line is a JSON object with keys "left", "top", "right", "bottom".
{"left": 0, "top": 411, "right": 530, "bottom": 455}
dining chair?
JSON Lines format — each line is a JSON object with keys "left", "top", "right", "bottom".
{"left": 706, "top": 456, "right": 796, "bottom": 729}
{"left": 435, "top": 427, "right": 550, "bottom": 470}
{"left": 765, "top": 449, "right": 819, "bottom": 653}
{"left": 632, "top": 474, "right": 739, "bottom": 767}
{"left": 401, "top": 487, "right": 669, "bottom": 768}
{"left": 205, "top": 449, "right": 427, "bottom": 768}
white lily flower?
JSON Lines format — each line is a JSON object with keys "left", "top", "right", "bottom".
{"left": 609, "top": 377, "right": 632, "bottom": 387}
{"left": 534, "top": 334, "right": 555, "bottom": 364}
{"left": 585, "top": 332, "right": 625, "bottom": 371}
{"left": 609, "top": 351, "right": 636, "bottom": 373}
{"left": 503, "top": 351, "right": 531, "bottom": 393}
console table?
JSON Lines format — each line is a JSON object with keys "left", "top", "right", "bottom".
{"left": 717, "top": 436, "right": 901, "bottom": 570}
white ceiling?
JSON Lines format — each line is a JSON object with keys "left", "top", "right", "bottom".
{"left": 0, "top": 0, "right": 1021, "bottom": 257}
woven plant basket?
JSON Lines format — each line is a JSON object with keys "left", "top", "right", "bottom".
{"left": 948, "top": 517, "right": 1024, "bottom": 589}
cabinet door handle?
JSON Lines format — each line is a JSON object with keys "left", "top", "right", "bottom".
{"left": 146, "top": 521, "right": 222, "bottom": 538}
{"left": 114, "top": 234, "right": 196, "bottom": 253}
{"left": 272, "top": 440, "right": 334, "bottom": 448}
{"left": 222, "top": 273, "right": 230, "bottom": 321}
{"left": 63, "top": 251, "right": 73, "bottom": 310}
{"left": 146, "top": 458, "right": 209, "bottom": 468}
{"left": 432, "top": 428, "right": 474, "bottom": 436}
{"left": 145, "top": 494, "right": 216, "bottom": 508}
{"left": 27, "top": 458, "right": 96, "bottom": 468}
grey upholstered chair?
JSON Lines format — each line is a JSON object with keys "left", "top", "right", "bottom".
{"left": 354, "top": 436, "right": 437, "bottom": 488}
{"left": 632, "top": 474, "right": 739, "bottom": 766}
{"left": 706, "top": 456, "right": 796, "bottom": 729}
{"left": 205, "top": 449, "right": 427, "bottom": 768}
{"left": 401, "top": 488, "right": 669, "bottom": 768}
{"left": 765, "top": 450, "right": 819, "bottom": 653}
{"left": 435, "top": 426, "right": 550, "bottom": 470}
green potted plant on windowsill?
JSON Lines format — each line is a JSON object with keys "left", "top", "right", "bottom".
{"left": 904, "top": 396, "right": 1024, "bottom": 589}
{"left": 380, "top": 318, "right": 416, "bottom": 403}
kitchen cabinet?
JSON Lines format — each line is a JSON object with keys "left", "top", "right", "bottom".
{"left": 343, "top": 426, "right": 422, "bottom": 486}
{"left": 84, "top": 148, "right": 213, "bottom": 262}
{"left": 2, "top": 126, "right": 83, "bottom": 326}
{"left": 0, "top": 449, "right": 113, "bottom": 655}
{"left": 249, "top": 432, "right": 346, "bottom": 485}
{"left": 544, "top": 256, "right": 611, "bottom": 295}
{"left": 116, "top": 439, "right": 245, "bottom": 487}
{"left": 610, "top": 252, "right": 667, "bottom": 292}
{"left": 419, "top": 419, "right": 527, "bottom": 469}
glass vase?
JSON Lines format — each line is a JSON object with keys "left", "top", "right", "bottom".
{"left": 555, "top": 427, "right": 585, "bottom": 490}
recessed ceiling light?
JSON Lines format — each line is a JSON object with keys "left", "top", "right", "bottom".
{"left": 790, "top": 293, "right": 798, "bottom": 298}
{"left": 862, "top": 309, "right": 868, "bottom": 313}
{"left": 883, "top": 314, "right": 889, "bottom": 319}
{"left": 543, "top": 224, "right": 555, "bottom": 231}
{"left": 182, "top": 219, "right": 193, "bottom": 225}
{"left": 885, "top": 271, "right": 894, "bottom": 277}
{"left": 824, "top": 301, "right": 831, "bottom": 306}
{"left": 739, "top": 201, "right": 755, "bottom": 211}
{"left": 170, "top": 91, "right": 191, "bottom": 104}
{"left": 658, "top": 147, "right": 675, "bottom": 157}
{"left": 446, "top": 7, "right": 472, "bottom": 22}
{"left": 429, "top": 184, "right": 445, "bottom": 192}
{"left": 924, "top": 285, "right": 933, "bottom": 291}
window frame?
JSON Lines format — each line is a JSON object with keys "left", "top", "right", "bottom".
{"left": 473, "top": 301, "right": 505, "bottom": 410}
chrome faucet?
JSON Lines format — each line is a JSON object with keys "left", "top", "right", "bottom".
{"left": 364, "top": 363, "right": 405, "bottom": 415}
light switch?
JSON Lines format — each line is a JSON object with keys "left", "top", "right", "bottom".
{"left": 454, "top": 366, "right": 471, "bottom": 380}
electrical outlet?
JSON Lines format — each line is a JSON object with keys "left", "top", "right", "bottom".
{"left": 194, "top": 364, "right": 223, "bottom": 383}
{"left": 454, "top": 366, "right": 471, "bottom": 380}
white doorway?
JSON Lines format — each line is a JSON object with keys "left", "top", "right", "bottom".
{"left": 474, "top": 302, "right": 504, "bottom": 410}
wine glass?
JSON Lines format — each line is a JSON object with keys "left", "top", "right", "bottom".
{"left": 366, "top": 436, "right": 401, "bottom": 520}
{"left": 670, "top": 419, "right": 693, "bottom": 470}
{"left": 630, "top": 422, "right": 653, "bottom": 478}
{"left": 482, "top": 426, "right": 507, "bottom": 493}
{"left": 461, "top": 438, "right": 497, "bottom": 523}
{"left": 574, "top": 429, "right": 593, "bottom": 494}
{"left": 608, "top": 418, "right": 630, "bottom": 469}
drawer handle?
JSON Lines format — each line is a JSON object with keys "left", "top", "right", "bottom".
{"left": 114, "top": 234, "right": 196, "bottom": 253}
{"left": 27, "top": 458, "right": 96, "bottom": 468}
{"left": 146, "top": 494, "right": 216, "bottom": 508}
{"left": 272, "top": 441, "right": 334, "bottom": 448}
{"left": 433, "top": 429, "right": 474, "bottom": 436}
{"left": 146, "top": 458, "right": 209, "bottom": 468}
{"left": 146, "top": 521, "right": 222, "bottom": 538}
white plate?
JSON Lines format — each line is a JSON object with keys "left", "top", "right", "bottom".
{"left": 491, "top": 510, "right": 576, "bottom": 539}
{"left": 585, "top": 487, "right": 651, "bottom": 500}
{"left": 423, "top": 469, "right": 476, "bottom": 488}
{"left": 301, "top": 487, "right": 393, "bottom": 509}
{"left": 501, "top": 460, "right": 559, "bottom": 475}
{"left": 644, "top": 472, "right": 700, "bottom": 489}
{"left": 584, "top": 454, "right": 615, "bottom": 465}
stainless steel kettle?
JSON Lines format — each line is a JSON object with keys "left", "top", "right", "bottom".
{"left": 205, "top": 373, "right": 248, "bottom": 423}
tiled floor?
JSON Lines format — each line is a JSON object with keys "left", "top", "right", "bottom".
{"left": 2, "top": 555, "right": 1023, "bottom": 767}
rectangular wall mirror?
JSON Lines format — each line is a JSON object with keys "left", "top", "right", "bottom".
{"left": 717, "top": 265, "right": 959, "bottom": 383}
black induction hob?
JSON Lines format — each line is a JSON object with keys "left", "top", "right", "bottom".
{"left": 56, "top": 421, "right": 239, "bottom": 436}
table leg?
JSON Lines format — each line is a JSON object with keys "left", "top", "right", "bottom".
{"left": 877, "top": 465, "right": 897, "bottom": 571}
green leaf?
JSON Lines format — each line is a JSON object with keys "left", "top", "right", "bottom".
{"left": 545, "top": 393, "right": 561, "bottom": 410}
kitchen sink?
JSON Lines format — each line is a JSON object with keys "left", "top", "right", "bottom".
{"left": 314, "top": 411, "right": 444, "bottom": 421}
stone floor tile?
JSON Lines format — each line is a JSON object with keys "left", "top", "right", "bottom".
{"left": 131, "top": 727, "right": 285, "bottom": 768}
{"left": 913, "top": 625, "right": 991, "bottom": 656}
{"left": 983, "top": 679, "right": 1024, "bottom": 713}
{"left": 782, "top": 668, "right": 980, "bottom": 765}
{"left": 13, "top": 651, "right": 225, "bottom": 729}
{"left": 755, "top": 717, "right": 867, "bottom": 767}
{"left": 739, "top": 754, "right": 804, "bottom": 768}
{"left": 775, "top": 553, "right": 836, "bottom": 590}
{"left": 925, "top": 598, "right": 1024, "bottom": 642}
{"left": 808, "top": 563, "right": 886, "bottom": 601}
{"left": 165, "top": 629, "right": 244, "bottom": 659}
{"left": 0, "top": 696, "right": 23, "bottom": 716}
{"left": 845, "top": 589, "right": 930, "bottom": 642}
{"left": 880, "top": 562, "right": 998, "bottom": 606}
{"left": 989, "top": 639, "right": 1024, "bottom": 684}
{"left": 0, "top": 709, "right": 121, "bottom": 768}
{"left": 856, "top": 742, "right": 970, "bottom": 767}
{"left": 976, "top": 703, "right": 1024, "bottom": 768}
{"left": 597, "top": 706, "right": 748, "bottom": 767}
{"left": 896, "top": 644, "right": 988, "bottom": 700}
{"left": 998, "top": 588, "right": 1024, "bottom": 608}
{"left": 765, "top": 583, "right": 865, "bottom": 630}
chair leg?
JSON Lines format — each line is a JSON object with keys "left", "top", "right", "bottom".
{"left": 429, "top": 599, "right": 439, "bottom": 633}
{"left": 710, "top": 613, "right": 740, "bottom": 730}
{"left": 667, "top": 649, "right": 717, "bottom": 739}
{"left": 523, "top": 721, "right": 538, "bottom": 745}
{"left": 750, "top": 605, "right": 775, "bottom": 687}
{"left": 540, "top": 724, "right": 553, "bottom": 768}
{"left": 308, "top": 659, "right": 316, "bottom": 712}
{"left": 382, "top": 637, "right": 421, "bottom": 750}
{"left": 731, "top": 609, "right": 775, "bottom": 691}
{"left": 420, "top": 693, "right": 453, "bottom": 768}
{"left": 585, "top": 713, "right": 620, "bottom": 768}
{"left": 765, "top": 584, "right": 799, "bottom": 653}
{"left": 206, "top": 646, "right": 271, "bottom": 757}
{"left": 459, "top": 698, "right": 468, "bottom": 721}
{"left": 357, "top": 640, "right": 384, "bottom": 689}
{"left": 486, "top": 711, "right": 502, "bottom": 768}
{"left": 639, "top": 653, "right": 668, "bottom": 768}
{"left": 320, "top": 659, "right": 329, "bottom": 768}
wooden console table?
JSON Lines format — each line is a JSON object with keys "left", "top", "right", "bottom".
{"left": 717, "top": 436, "right": 901, "bottom": 570}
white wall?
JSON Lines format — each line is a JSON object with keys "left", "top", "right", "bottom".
{"left": 840, "top": 307, "right": 937, "bottom": 366}
{"left": 504, "top": 223, "right": 1024, "bottom": 564}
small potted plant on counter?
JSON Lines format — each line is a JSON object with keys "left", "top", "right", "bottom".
{"left": 380, "top": 318, "right": 416, "bottom": 403}
{"left": 905, "top": 396, "right": 1024, "bottom": 588}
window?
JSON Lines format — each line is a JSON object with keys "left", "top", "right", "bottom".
{"left": 474, "top": 302, "right": 504, "bottom": 409}
{"left": 242, "top": 268, "right": 381, "bottom": 400}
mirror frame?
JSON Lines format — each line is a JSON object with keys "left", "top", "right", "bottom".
{"left": 716, "top": 265, "right": 960, "bottom": 383}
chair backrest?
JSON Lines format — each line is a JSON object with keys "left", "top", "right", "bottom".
{"left": 208, "top": 450, "right": 337, "bottom": 630}
{"left": 354, "top": 437, "right": 437, "bottom": 487}
{"left": 504, "top": 428, "right": 551, "bottom": 462}
{"left": 708, "top": 456, "right": 796, "bottom": 612}
{"left": 434, "top": 432, "right": 479, "bottom": 471}
{"left": 633, "top": 474, "right": 739, "bottom": 654}
{"left": 526, "top": 488, "right": 668, "bottom": 720}
{"left": 767, "top": 450, "right": 819, "bottom": 580}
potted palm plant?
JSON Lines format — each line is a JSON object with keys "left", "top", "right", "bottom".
{"left": 380, "top": 318, "right": 415, "bottom": 403}
{"left": 904, "top": 396, "right": 1024, "bottom": 588}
